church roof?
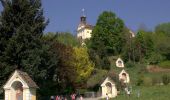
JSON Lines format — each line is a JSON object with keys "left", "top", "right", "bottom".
{"left": 78, "top": 23, "right": 93, "bottom": 30}
{"left": 84, "top": 24, "right": 93, "bottom": 29}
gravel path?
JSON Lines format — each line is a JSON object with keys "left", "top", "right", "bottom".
{"left": 79, "top": 97, "right": 101, "bottom": 100}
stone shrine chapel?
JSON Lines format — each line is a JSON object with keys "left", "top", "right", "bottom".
{"left": 3, "top": 70, "right": 38, "bottom": 100}
{"left": 119, "top": 69, "right": 130, "bottom": 83}
{"left": 101, "top": 77, "right": 117, "bottom": 98}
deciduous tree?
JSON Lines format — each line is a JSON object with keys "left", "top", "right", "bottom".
{"left": 88, "top": 11, "right": 126, "bottom": 69}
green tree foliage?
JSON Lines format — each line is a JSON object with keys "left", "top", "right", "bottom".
{"left": 72, "top": 47, "right": 94, "bottom": 85}
{"left": 121, "top": 28, "right": 135, "bottom": 62}
{"left": 56, "top": 32, "right": 80, "bottom": 47}
{"left": 136, "top": 31, "right": 154, "bottom": 60}
{"left": 88, "top": 11, "right": 126, "bottom": 69}
{"left": 0, "top": 0, "right": 49, "bottom": 96}
{"left": 123, "top": 22, "right": 170, "bottom": 64}
{"left": 130, "top": 31, "right": 154, "bottom": 63}
{"left": 42, "top": 33, "right": 77, "bottom": 94}
{"left": 0, "top": 0, "right": 47, "bottom": 52}
{"left": 153, "top": 32, "right": 170, "bottom": 60}
{"left": 155, "top": 22, "right": 170, "bottom": 37}
{"left": 44, "top": 32, "right": 80, "bottom": 47}
{"left": 90, "top": 11, "right": 125, "bottom": 56}
{"left": 52, "top": 42, "right": 77, "bottom": 93}
{"left": 43, "top": 34, "right": 94, "bottom": 93}
{"left": 154, "top": 23, "right": 170, "bottom": 61}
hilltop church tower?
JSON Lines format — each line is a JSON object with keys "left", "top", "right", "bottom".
{"left": 77, "top": 9, "right": 93, "bottom": 40}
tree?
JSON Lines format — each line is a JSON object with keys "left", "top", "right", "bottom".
{"left": 133, "top": 31, "right": 154, "bottom": 63}
{"left": 155, "top": 22, "right": 170, "bottom": 37}
{"left": 55, "top": 32, "right": 80, "bottom": 47}
{"left": 154, "top": 23, "right": 170, "bottom": 60}
{"left": 72, "top": 47, "right": 94, "bottom": 85}
{"left": 0, "top": 0, "right": 48, "bottom": 96}
{"left": 43, "top": 33, "right": 79, "bottom": 95}
{"left": 122, "top": 28, "right": 135, "bottom": 62}
{"left": 43, "top": 33, "right": 94, "bottom": 93}
{"left": 90, "top": 11, "right": 125, "bottom": 55}
{"left": 51, "top": 41, "right": 77, "bottom": 94}
{"left": 88, "top": 11, "right": 126, "bottom": 69}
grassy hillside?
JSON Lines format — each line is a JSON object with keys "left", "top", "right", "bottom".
{"left": 109, "top": 63, "right": 170, "bottom": 100}
{"left": 112, "top": 85, "right": 170, "bottom": 100}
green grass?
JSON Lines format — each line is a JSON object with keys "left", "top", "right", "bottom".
{"left": 105, "top": 85, "right": 170, "bottom": 100}
{"left": 159, "top": 60, "right": 170, "bottom": 68}
{"left": 108, "top": 63, "right": 170, "bottom": 100}
{"left": 113, "top": 63, "right": 170, "bottom": 85}
{"left": 99, "top": 63, "right": 170, "bottom": 100}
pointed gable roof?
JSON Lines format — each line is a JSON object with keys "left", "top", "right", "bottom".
{"left": 3, "top": 70, "right": 38, "bottom": 89}
{"left": 17, "top": 70, "right": 38, "bottom": 88}
{"left": 116, "top": 58, "right": 124, "bottom": 68}
{"left": 119, "top": 69, "right": 130, "bottom": 83}
{"left": 101, "top": 76, "right": 116, "bottom": 87}
{"left": 119, "top": 69, "right": 127, "bottom": 75}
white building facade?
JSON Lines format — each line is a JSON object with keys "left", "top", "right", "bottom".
{"left": 3, "top": 70, "right": 38, "bottom": 100}
{"left": 77, "top": 10, "right": 93, "bottom": 40}
{"left": 101, "top": 77, "right": 117, "bottom": 98}
{"left": 119, "top": 69, "right": 130, "bottom": 83}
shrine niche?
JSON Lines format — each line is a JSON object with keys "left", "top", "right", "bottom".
{"left": 119, "top": 70, "right": 130, "bottom": 83}
{"left": 116, "top": 58, "right": 124, "bottom": 68}
{"left": 3, "top": 70, "right": 38, "bottom": 100}
{"left": 101, "top": 77, "right": 117, "bottom": 98}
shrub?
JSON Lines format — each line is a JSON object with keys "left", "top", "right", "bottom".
{"left": 159, "top": 60, "right": 170, "bottom": 68}
{"left": 147, "top": 52, "right": 164, "bottom": 64}
{"left": 136, "top": 76, "right": 152, "bottom": 86}
{"left": 125, "top": 61, "right": 135, "bottom": 68}
{"left": 162, "top": 74, "right": 170, "bottom": 85}
{"left": 136, "top": 75, "right": 144, "bottom": 86}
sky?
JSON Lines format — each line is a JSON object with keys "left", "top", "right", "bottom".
{"left": 0, "top": 0, "right": 170, "bottom": 34}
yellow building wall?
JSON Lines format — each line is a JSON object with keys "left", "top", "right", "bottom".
{"left": 5, "top": 90, "right": 10, "bottom": 100}
{"left": 30, "top": 89, "right": 36, "bottom": 100}
{"left": 32, "top": 95, "right": 36, "bottom": 100}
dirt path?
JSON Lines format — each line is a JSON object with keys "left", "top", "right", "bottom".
{"left": 83, "top": 97, "right": 101, "bottom": 100}
{"left": 147, "top": 65, "right": 170, "bottom": 72}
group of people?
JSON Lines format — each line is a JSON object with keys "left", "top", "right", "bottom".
{"left": 50, "top": 93, "right": 83, "bottom": 100}
{"left": 51, "top": 95, "right": 67, "bottom": 100}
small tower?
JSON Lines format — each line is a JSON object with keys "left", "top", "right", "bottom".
{"left": 80, "top": 9, "right": 86, "bottom": 24}
{"left": 77, "top": 9, "right": 93, "bottom": 40}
